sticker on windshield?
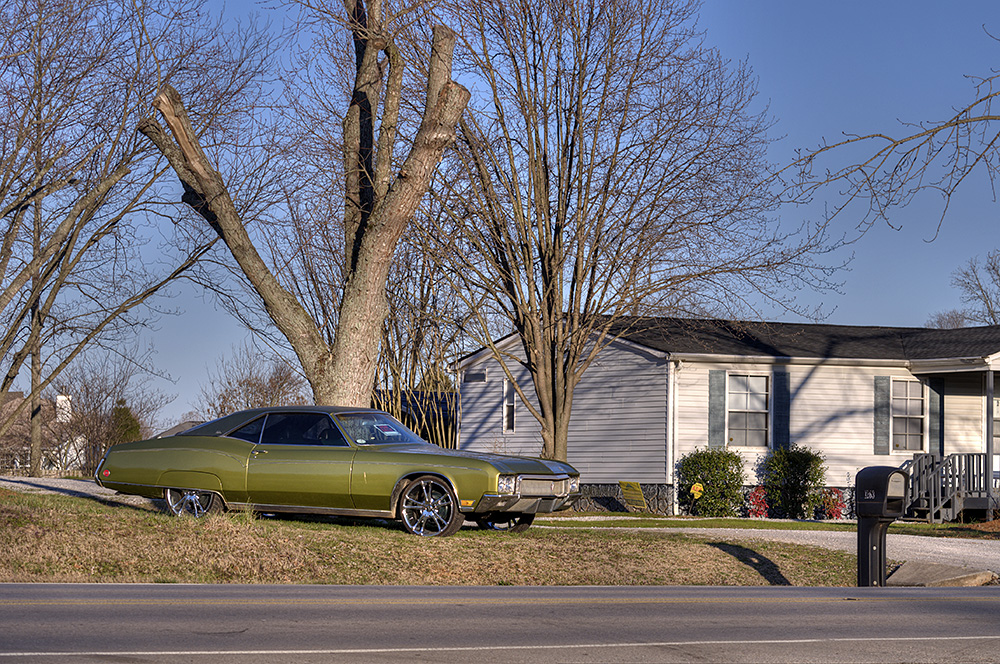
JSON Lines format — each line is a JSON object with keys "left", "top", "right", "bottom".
{"left": 375, "top": 424, "right": 400, "bottom": 436}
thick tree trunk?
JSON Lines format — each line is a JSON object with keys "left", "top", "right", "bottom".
{"left": 139, "top": 24, "right": 468, "bottom": 409}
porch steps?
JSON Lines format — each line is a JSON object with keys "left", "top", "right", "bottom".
{"left": 901, "top": 453, "right": 996, "bottom": 523}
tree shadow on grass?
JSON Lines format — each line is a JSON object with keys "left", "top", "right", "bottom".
{"left": 707, "top": 541, "right": 791, "bottom": 586}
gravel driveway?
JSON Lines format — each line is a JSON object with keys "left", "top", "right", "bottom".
{"left": 4, "top": 476, "right": 999, "bottom": 574}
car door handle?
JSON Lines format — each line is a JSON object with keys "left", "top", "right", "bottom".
{"left": 251, "top": 449, "right": 268, "bottom": 456}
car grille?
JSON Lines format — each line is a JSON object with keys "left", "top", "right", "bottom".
{"left": 520, "top": 477, "right": 569, "bottom": 497}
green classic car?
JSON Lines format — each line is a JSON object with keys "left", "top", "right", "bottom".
{"left": 94, "top": 406, "right": 581, "bottom": 536}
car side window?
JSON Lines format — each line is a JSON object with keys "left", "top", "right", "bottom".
{"left": 260, "top": 413, "right": 350, "bottom": 446}
{"left": 334, "top": 412, "right": 422, "bottom": 444}
{"left": 229, "top": 417, "right": 265, "bottom": 444}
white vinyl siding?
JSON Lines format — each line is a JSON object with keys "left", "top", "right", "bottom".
{"left": 459, "top": 339, "right": 668, "bottom": 483}
{"left": 675, "top": 362, "right": 922, "bottom": 487}
{"left": 943, "top": 374, "right": 992, "bottom": 454}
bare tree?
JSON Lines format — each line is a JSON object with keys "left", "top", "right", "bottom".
{"left": 781, "top": 39, "right": 1000, "bottom": 239}
{"left": 427, "top": 0, "right": 832, "bottom": 460}
{"left": 0, "top": 0, "right": 269, "bottom": 474}
{"left": 926, "top": 308, "right": 972, "bottom": 329}
{"left": 948, "top": 251, "right": 1000, "bottom": 325}
{"left": 138, "top": 2, "right": 470, "bottom": 410}
{"left": 195, "top": 343, "right": 309, "bottom": 419}
{"left": 371, "top": 231, "right": 465, "bottom": 447}
{"left": 45, "top": 350, "right": 171, "bottom": 473}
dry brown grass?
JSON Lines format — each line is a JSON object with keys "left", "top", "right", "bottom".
{"left": 0, "top": 488, "right": 856, "bottom": 585}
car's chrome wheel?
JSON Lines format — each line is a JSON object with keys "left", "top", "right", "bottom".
{"left": 165, "top": 488, "right": 220, "bottom": 517}
{"left": 399, "top": 476, "right": 463, "bottom": 537}
{"left": 475, "top": 512, "right": 535, "bottom": 533}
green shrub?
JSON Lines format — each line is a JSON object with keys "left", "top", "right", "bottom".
{"left": 758, "top": 444, "right": 827, "bottom": 519}
{"left": 676, "top": 447, "right": 746, "bottom": 517}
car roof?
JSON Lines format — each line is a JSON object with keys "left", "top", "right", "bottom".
{"left": 175, "top": 406, "right": 383, "bottom": 438}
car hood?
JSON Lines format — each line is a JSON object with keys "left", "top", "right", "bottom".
{"left": 369, "top": 442, "right": 577, "bottom": 475}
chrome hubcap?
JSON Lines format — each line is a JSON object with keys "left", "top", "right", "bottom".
{"left": 167, "top": 489, "right": 210, "bottom": 517}
{"left": 402, "top": 480, "right": 454, "bottom": 536}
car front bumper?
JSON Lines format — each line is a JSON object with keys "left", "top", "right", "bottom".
{"left": 471, "top": 492, "right": 581, "bottom": 514}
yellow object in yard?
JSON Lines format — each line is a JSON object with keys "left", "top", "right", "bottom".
{"left": 691, "top": 483, "right": 704, "bottom": 499}
{"left": 619, "top": 481, "right": 648, "bottom": 511}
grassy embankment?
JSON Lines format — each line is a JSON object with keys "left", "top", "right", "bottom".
{"left": 2, "top": 488, "right": 995, "bottom": 585}
{"left": 0, "top": 488, "right": 862, "bottom": 585}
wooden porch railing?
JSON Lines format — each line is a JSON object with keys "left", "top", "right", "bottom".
{"left": 900, "top": 453, "right": 997, "bottom": 523}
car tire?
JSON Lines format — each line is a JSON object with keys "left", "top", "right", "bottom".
{"left": 475, "top": 512, "right": 535, "bottom": 533}
{"left": 399, "top": 475, "right": 464, "bottom": 537}
{"left": 164, "top": 488, "right": 222, "bottom": 518}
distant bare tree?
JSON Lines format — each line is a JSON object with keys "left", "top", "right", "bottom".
{"left": 950, "top": 251, "right": 1000, "bottom": 325}
{"left": 925, "top": 308, "right": 972, "bottom": 329}
{"left": 429, "top": 0, "right": 833, "bottom": 460}
{"left": 45, "top": 350, "right": 172, "bottom": 473}
{"left": 195, "top": 343, "right": 309, "bottom": 419}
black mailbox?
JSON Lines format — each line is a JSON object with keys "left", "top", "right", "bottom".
{"left": 856, "top": 466, "right": 908, "bottom": 518}
{"left": 855, "top": 465, "right": 909, "bottom": 587}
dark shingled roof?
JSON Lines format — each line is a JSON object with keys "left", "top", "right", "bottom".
{"left": 610, "top": 318, "right": 1000, "bottom": 361}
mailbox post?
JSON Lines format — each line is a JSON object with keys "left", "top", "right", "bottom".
{"left": 855, "top": 466, "right": 908, "bottom": 587}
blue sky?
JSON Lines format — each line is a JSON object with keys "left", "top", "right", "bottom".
{"left": 698, "top": 0, "right": 1000, "bottom": 325}
{"left": 149, "top": 0, "right": 1000, "bottom": 424}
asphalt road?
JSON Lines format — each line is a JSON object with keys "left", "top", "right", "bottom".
{"left": 2, "top": 584, "right": 1000, "bottom": 663}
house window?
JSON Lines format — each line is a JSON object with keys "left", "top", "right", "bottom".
{"left": 503, "top": 380, "right": 515, "bottom": 432}
{"left": 464, "top": 370, "right": 487, "bottom": 383}
{"left": 728, "top": 374, "right": 769, "bottom": 447}
{"left": 891, "top": 379, "right": 925, "bottom": 451}
{"left": 993, "top": 397, "right": 1000, "bottom": 445}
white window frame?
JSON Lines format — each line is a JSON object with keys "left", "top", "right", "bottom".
{"left": 502, "top": 379, "right": 516, "bottom": 433}
{"left": 992, "top": 395, "right": 1000, "bottom": 446}
{"left": 890, "top": 378, "right": 926, "bottom": 453}
{"left": 727, "top": 373, "right": 771, "bottom": 448}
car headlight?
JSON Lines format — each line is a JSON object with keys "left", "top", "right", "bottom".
{"left": 497, "top": 475, "right": 517, "bottom": 494}
{"left": 569, "top": 477, "right": 580, "bottom": 493}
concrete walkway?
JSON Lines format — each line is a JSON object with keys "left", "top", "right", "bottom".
{"left": 646, "top": 526, "right": 1000, "bottom": 575}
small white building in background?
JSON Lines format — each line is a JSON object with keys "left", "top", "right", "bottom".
{"left": 454, "top": 318, "right": 1000, "bottom": 514}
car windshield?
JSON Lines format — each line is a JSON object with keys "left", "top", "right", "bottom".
{"left": 334, "top": 412, "right": 424, "bottom": 445}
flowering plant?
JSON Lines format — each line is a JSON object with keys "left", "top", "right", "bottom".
{"left": 818, "top": 487, "right": 846, "bottom": 520}
{"left": 747, "top": 486, "right": 768, "bottom": 519}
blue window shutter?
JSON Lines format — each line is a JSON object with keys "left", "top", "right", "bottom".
{"left": 709, "top": 370, "right": 726, "bottom": 448}
{"left": 928, "top": 377, "right": 944, "bottom": 456}
{"left": 772, "top": 371, "right": 790, "bottom": 450}
{"left": 873, "top": 376, "right": 890, "bottom": 455}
